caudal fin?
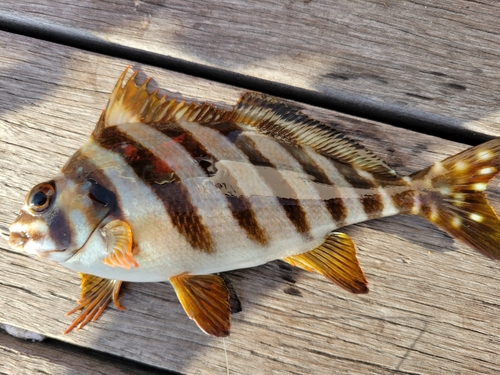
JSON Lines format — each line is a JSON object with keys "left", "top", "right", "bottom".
{"left": 411, "top": 139, "right": 500, "bottom": 260}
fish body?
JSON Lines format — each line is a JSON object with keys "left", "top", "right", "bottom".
{"left": 57, "top": 122, "right": 402, "bottom": 281}
{"left": 9, "top": 68, "right": 500, "bottom": 337}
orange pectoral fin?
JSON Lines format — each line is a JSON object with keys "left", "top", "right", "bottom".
{"left": 64, "top": 273, "right": 124, "bottom": 334}
{"left": 284, "top": 232, "right": 369, "bottom": 294}
{"left": 101, "top": 219, "right": 139, "bottom": 269}
{"left": 170, "top": 273, "right": 231, "bottom": 337}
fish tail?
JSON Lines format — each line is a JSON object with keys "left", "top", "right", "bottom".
{"left": 410, "top": 138, "right": 500, "bottom": 260}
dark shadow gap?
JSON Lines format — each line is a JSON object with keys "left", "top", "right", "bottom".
{"left": 43, "top": 336, "right": 181, "bottom": 375}
{"left": 0, "top": 13, "right": 492, "bottom": 146}
{"left": 0, "top": 328, "right": 179, "bottom": 374}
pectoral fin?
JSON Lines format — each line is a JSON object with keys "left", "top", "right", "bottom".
{"left": 283, "top": 232, "right": 368, "bottom": 294}
{"left": 64, "top": 273, "right": 124, "bottom": 334}
{"left": 101, "top": 219, "right": 139, "bottom": 269}
{"left": 170, "top": 274, "right": 231, "bottom": 337}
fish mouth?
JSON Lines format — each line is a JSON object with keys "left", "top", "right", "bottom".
{"left": 8, "top": 230, "right": 30, "bottom": 249}
{"left": 8, "top": 230, "right": 68, "bottom": 257}
{"left": 35, "top": 248, "right": 68, "bottom": 258}
{"left": 8, "top": 213, "right": 108, "bottom": 260}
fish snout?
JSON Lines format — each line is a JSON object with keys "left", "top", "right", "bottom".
{"left": 8, "top": 217, "right": 47, "bottom": 255}
{"left": 8, "top": 229, "right": 30, "bottom": 250}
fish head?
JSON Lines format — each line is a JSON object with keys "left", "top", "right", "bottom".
{"left": 8, "top": 174, "right": 114, "bottom": 262}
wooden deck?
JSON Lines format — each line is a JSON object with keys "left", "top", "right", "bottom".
{"left": 1, "top": 1, "right": 500, "bottom": 374}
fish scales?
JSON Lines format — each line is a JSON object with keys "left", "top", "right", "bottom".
{"left": 8, "top": 67, "right": 500, "bottom": 338}
{"left": 177, "top": 121, "right": 288, "bottom": 245}
{"left": 303, "top": 148, "right": 365, "bottom": 224}
{"left": 126, "top": 118, "right": 309, "bottom": 253}
{"left": 177, "top": 118, "right": 338, "bottom": 244}
{"left": 105, "top": 123, "right": 217, "bottom": 253}
{"left": 86, "top": 130, "right": 263, "bottom": 273}
{"left": 88, "top": 121, "right": 315, "bottom": 277}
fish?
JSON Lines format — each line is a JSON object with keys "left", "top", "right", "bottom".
{"left": 8, "top": 67, "right": 500, "bottom": 337}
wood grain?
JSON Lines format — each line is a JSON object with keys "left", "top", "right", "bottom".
{"left": 1, "top": 0, "right": 500, "bottom": 139}
{"left": 0, "top": 328, "right": 172, "bottom": 375}
{"left": 1, "top": 32, "right": 500, "bottom": 374}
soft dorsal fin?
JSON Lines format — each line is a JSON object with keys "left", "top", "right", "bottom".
{"left": 94, "top": 67, "right": 228, "bottom": 136}
{"left": 229, "top": 92, "right": 397, "bottom": 179}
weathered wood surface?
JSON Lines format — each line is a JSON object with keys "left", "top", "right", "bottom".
{"left": 1, "top": 32, "right": 500, "bottom": 374}
{"left": 2, "top": 0, "right": 500, "bottom": 140}
{"left": 0, "top": 328, "right": 171, "bottom": 375}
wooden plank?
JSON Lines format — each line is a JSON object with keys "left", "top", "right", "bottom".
{"left": 0, "top": 328, "right": 173, "bottom": 375}
{"left": 1, "top": 32, "right": 500, "bottom": 374}
{"left": 1, "top": 0, "right": 500, "bottom": 139}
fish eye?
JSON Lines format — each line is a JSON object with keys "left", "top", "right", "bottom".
{"left": 27, "top": 182, "right": 55, "bottom": 213}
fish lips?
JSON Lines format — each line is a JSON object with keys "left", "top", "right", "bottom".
{"left": 8, "top": 230, "right": 30, "bottom": 249}
{"left": 8, "top": 229, "right": 67, "bottom": 258}
{"left": 9, "top": 213, "right": 109, "bottom": 263}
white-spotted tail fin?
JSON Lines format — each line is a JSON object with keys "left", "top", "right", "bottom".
{"left": 411, "top": 139, "right": 500, "bottom": 260}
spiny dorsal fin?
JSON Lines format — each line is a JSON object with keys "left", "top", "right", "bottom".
{"left": 283, "top": 232, "right": 368, "bottom": 294}
{"left": 230, "top": 92, "right": 397, "bottom": 179}
{"left": 95, "top": 67, "right": 228, "bottom": 136}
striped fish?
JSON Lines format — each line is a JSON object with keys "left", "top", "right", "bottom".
{"left": 8, "top": 68, "right": 500, "bottom": 337}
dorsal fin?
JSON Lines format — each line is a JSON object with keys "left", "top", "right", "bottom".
{"left": 94, "top": 67, "right": 228, "bottom": 136}
{"left": 229, "top": 92, "right": 397, "bottom": 179}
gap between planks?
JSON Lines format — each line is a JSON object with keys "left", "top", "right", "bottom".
{"left": 0, "top": 12, "right": 492, "bottom": 147}
{"left": 0, "top": 327, "right": 178, "bottom": 375}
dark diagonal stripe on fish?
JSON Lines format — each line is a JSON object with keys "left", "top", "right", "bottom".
{"left": 152, "top": 123, "right": 269, "bottom": 246}
{"left": 230, "top": 131, "right": 312, "bottom": 236}
{"left": 47, "top": 207, "right": 73, "bottom": 251}
{"left": 94, "top": 126, "right": 215, "bottom": 253}
{"left": 280, "top": 143, "right": 349, "bottom": 224}
{"left": 62, "top": 148, "right": 122, "bottom": 220}
{"left": 153, "top": 182, "right": 215, "bottom": 251}
{"left": 324, "top": 198, "right": 348, "bottom": 224}
{"left": 335, "top": 163, "right": 384, "bottom": 219}
{"left": 225, "top": 195, "right": 269, "bottom": 245}
{"left": 280, "top": 143, "right": 331, "bottom": 184}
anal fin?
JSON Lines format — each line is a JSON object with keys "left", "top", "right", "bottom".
{"left": 170, "top": 274, "right": 231, "bottom": 337}
{"left": 283, "top": 232, "right": 368, "bottom": 294}
{"left": 101, "top": 219, "right": 139, "bottom": 269}
{"left": 64, "top": 273, "right": 124, "bottom": 334}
